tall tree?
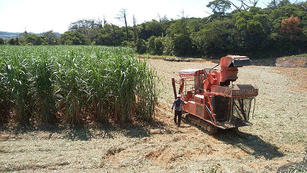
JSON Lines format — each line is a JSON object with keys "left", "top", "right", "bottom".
{"left": 207, "top": 0, "right": 231, "bottom": 17}
{"left": 69, "top": 19, "right": 102, "bottom": 43}
{"left": 281, "top": 16, "right": 302, "bottom": 40}
{"left": 268, "top": 0, "right": 290, "bottom": 9}
{"left": 41, "top": 31, "right": 59, "bottom": 45}
{"left": 169, "top": 18, "right": 192, "bottom": 56}
{"left": 8, "top": 38, "right": 19, "bottom": 45}
{"left": 117, "top": 9, "right": 129, "bottom": 41}
{"left": 133, "top": 15, "right": 137, "bottom": 44}
{"left": 60, "top": 31, "right": 89, "bottom": 45}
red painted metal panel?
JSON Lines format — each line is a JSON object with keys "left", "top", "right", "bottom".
{"left": 176, "top": 55, "right": 258, "bottom": 130}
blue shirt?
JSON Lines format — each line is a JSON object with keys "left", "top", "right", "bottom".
{"left": 172, "top": 99, "right": 185, "bottom": 111}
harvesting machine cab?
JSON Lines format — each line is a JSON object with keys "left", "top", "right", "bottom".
{"left": 171, "top": 55, "right": 258, "bottom": 134}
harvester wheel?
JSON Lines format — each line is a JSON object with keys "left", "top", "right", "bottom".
{"left": 185, "top": 114, "right": 218, "bottom": 135}
{"left": 206, "top": 124, "right": 217, "bottom": 135}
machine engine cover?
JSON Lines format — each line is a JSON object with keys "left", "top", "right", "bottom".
{"left": 211, "top": 84, "right": 258, "bottom": 98}
{"left": 231, "top": 56, "right": 251, "bottom": 67}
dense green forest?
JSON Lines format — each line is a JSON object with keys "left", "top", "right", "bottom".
{"left": 1, "top": 0, "right": 306, "bottom": 58}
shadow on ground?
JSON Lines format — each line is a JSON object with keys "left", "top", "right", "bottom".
{"left": 65, "top": 126, "right": 93, "bottom": 141}
{"left": 0, "top": 124, "right": 95, "bottom": 141}
{"left": 182, "top": 117, "right": 284, "bottom": 160}
{"left": 214, "top": 130, "right": 284, "bottom": 160}
{"left": 0, "top": 117, "right": 170, "bottom": 141}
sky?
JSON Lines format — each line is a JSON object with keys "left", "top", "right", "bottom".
{"left": 0, "top": 0, "right": 213, "bottom": 33}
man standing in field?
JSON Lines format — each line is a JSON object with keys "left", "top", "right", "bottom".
{"left": 171, "top": 94, "right": 186, "bottom": 127}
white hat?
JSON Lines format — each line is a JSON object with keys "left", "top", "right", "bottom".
{"left": 177, "top": 94, "right": 181, "bottom": 98}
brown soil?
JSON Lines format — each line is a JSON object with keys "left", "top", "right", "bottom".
{"left": 276, "top": 57, "right": 307, "bottom": 68}
{"left": 0, "top": 59, "right": 306, "bottom": 172}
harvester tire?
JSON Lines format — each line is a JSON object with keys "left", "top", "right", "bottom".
{"left": 206, "top": 125, "right": 217, "bottom": 135}
{"left": 185, "top": 114, "right": 218, "bottom": 135}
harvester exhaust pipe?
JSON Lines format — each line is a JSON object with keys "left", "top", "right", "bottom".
{"left": 171, "top": 78, "right": 177, "bottom": 99}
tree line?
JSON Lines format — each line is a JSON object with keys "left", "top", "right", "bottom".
{"left": 0, "top": 0, "right": 306, "bottom": 58}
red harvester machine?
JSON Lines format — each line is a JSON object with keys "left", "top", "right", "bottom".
{"left": 171, "top": 55, "right": 258, "bottom": 134}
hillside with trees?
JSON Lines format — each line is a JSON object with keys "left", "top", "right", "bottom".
{"left": 1, "top": 0, "right": 306, "bottom": 58}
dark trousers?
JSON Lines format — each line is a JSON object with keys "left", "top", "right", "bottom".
{"left": 174, "top": 110, "right": 182, "bottom": 127}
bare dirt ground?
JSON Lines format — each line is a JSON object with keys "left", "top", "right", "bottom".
{"left": 0, "top": 59, "right": 306, "bottom": 172}
{"left": 275, "top": 57, "right": 307, "bottom": 68}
